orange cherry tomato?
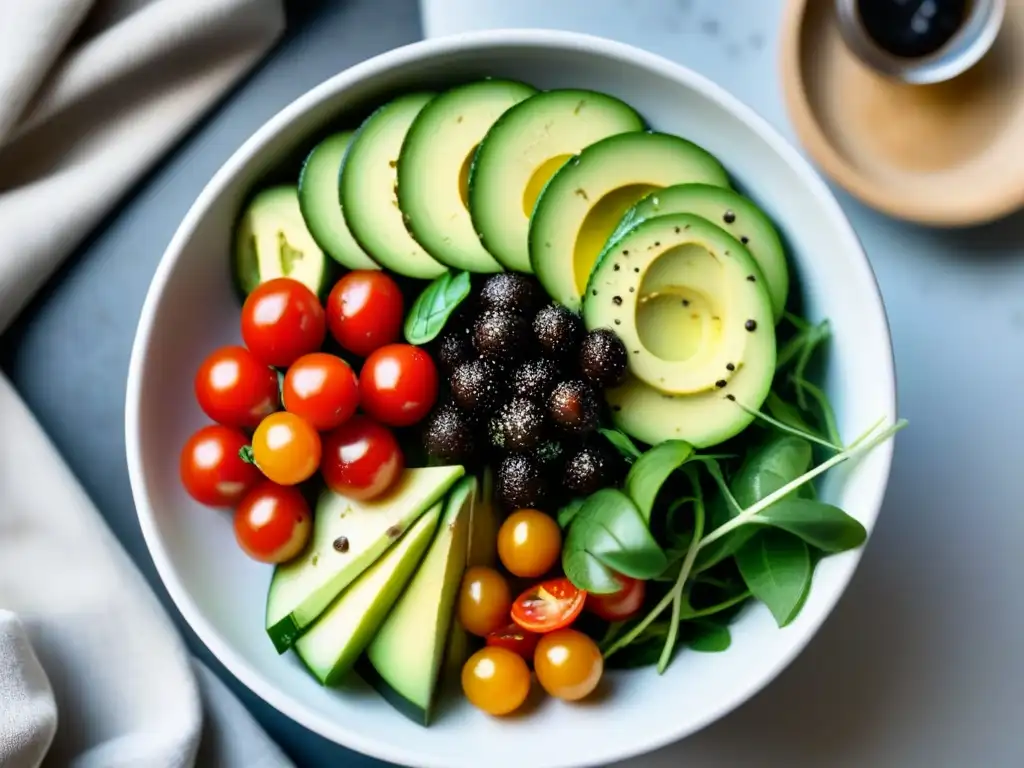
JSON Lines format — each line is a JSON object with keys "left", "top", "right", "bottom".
{"left": 485, "top": 622, "right": 540, "bottom": 660}
{"left": 511, "top": 577, "right": 586, "bottom": 634}
{"left": 251, "top": 412, "right": 321, "bottom": 485}
{"left": 461, "top": 647, "right": 531, "bottom": 716}
{"left": 496, "top": 508, "right": 562, "bottom": 578}
{"left": 457, "top": 566, "right": 512, "bottom": 637}
{"left": 233, "top": 481, "right": 312, "bottom": 563}
{"left": 534, "top": 628, "right": 603, "bottom": 701}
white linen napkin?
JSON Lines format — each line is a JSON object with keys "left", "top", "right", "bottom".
{"left": 0, "top": 2, "right": 295, "bottom": 766}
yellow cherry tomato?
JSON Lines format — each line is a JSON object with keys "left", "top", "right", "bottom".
{"left": 461, "top": 647, "right": 531, "bottom": 716}
{"left": 251, "top": 412, "right": 321, "bottom": 486}
{"left": 534, "top": 628, "right": 603, "bottom": 701}
{"left": 497, "top": 508, "right": 562, "bottom": 578}
{"left": 457, "top": 566, "right": 511, "bottom": 637}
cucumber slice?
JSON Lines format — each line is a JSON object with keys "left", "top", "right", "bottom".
{"left": 298, "top": 131, "right": 380, "bottom": 271}
{"left": 233, "top": 185, "right": 333, "bottom": 299}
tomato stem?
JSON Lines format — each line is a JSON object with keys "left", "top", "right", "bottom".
{"left": 238, "top": 445, "right": 256, "bottom": 465}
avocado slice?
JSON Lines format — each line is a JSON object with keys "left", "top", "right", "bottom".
{"left": 608, "top": 184, "right": 789, "bottom": 322}
{"left": 469, "top": 89, "right": 644, "bottom": 273}
{"left": 361, "top": 476, "right": 475, "bottom": 725}
{"left": 297, "top": 131, "right": 380, "bottom": 272}
{"left": 233, "top": 185, "right": 334, "bottom": 300}
{"left": 583, "top": 213, "right": 776, "bottom": 448}
{"left": 529, "top": 132, "right": 730, "bottom": 311}
{"left": 294, "top": 502, "right": 441, "bottom": 685}
{"left": 265, "top": 465, "right": 464, "bottom": 653}
{"left": 340, "top": 93, "right": 448, "bottom": 280}
{"left": 398, "top": 79, "right": 537, "bottom": 273}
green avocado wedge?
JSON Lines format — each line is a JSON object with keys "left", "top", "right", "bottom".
{"left": 361, "top": 476, "right": 475, "bottom": 725}
{"left": 294, "top": 502, "right": 441, "bottom": 686}
{"left": 264, "top": 465, "right": 464, "bottom": 653}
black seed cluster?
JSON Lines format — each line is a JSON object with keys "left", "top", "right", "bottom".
{"left": 512, "top": 358, "right": 561, "bottom": 402}
{"left": 435, "top": 328, "right": 473, "bottom": 376}
{"left": 489, "top": 398, "right": 547, "bottom": 452}
{"left": 497, "top": 454, "right": 548, "bottom": 510}
{"left": 451, "top": 359, "right": 505, "bottom": 415}
{"left": 548, "top": 379, "right": 599, "bottom": 434}
{"left": 579, "top": 328, "right": 627, "bottom": 388}
{"left": 478, "top": 272, "right": 544, "bottom": 316}
{"left": 533, "top": 304, "right": 584, "bottom": 360}
{"left": 563, "top": 442, "right": 623, "bottom": 496}
{"left": 474, "top": 309, "right": 531, "bottom": 360}
{"left": 422, "top": 403, "right": 476, "bottom": 463}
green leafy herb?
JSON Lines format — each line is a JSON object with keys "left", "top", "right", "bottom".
{"left": 682, "top": 620, "right": 732, "bottom": 652}
{"left": 598, "top": 428, "right": 643, "bottom": 462}
{"left": 735, "top": 529, "right": 811, "bottom": 627}
{"left": 557, "top": 497, "right": 586, "bottom": 529}
{"left": 624, "top": 440, "right": 694, "bottom": 524}
{"left": 403, "top": 270, "right": 472, "bottom": 345}
{"left": 750, "top": 498, "right": 866, "bottom": 552}
{"left": 789, "top": 377, "right": 841, "bottom": 448}
{"left": 562, "top": 489, "right": 668, "bottom": 593}
{"left": 765, "top": 392, "right": 818, "bottom": 437}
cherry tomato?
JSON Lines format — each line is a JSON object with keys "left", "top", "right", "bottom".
{"left": 180, "top": 425, "right": 261, "bottom": 507}
{"left": 457, "top": 566, "right": 512, "bottom": 637}
{"left": 194, "top": 345, "right": 279, "bottom": 428}
{"left": 511, "top": 577, "right": 586, "bottom": 634}
{"left": 586, "top": 575, "right": 647, "bottom": 622}
{"left": 497, "top": 509, "right": 562, "bottom": 578}
{"left": 281, "top": 353, "right": 359, "bottom": 431}
{"left": 359, "top": 344, "right": 438, "bottom": 427}
{"left": 241, "top": 278, "right": 326, "bottom": 367}
{"left": 534, "top": 628, "right": 603, "bottom": 701}
{"left": 319, "top": 416, "right": 403, "bottom": 500}
{"left": 251, "top": 412, "right": 321, "bottom": 486}
{"left": 326, "top": 270, "right": 404, "bottom": 357}
{"left": 233, "top": 481, "right": 312, "bottom": 563}
{"left": 486, "top": 622, "right": 540, "bottom": 660}
{"left": 461, "top": 647, "right": 531, "bottom": 716}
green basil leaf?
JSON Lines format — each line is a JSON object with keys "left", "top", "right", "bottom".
{"left": 403, "top": 270, "right": 472, "bottom": 345}
{"left": 562, "top": 543, "right": 622, "bottom": 594}
{"left": 557, "top": 497, "right": 586, "bottom": 529}
{"left": 731, "top": 436, "right": 813, "bottom": 508}
{"left": 735, "top": 529, "right": 812, "bottom": 627}
{"left": 579, "top": 489, "right": 668, "bottom": 580}
{"left": 625, "top": 440, "right": 694, "bottom": 523}
{"left": 765, "top": 392, "right": 817, "bottom": 436}
{"left": 683, "top": 621, "right": 732, "bottom": 652}
{"left": 598, "top": 428, "right": 643, "bottom": 462}
{"left": 752, "top": 498, "right": 867, "bottom": 552}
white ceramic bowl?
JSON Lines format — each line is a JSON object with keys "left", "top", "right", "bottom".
{"left": 126, "top": 29, "right": 896, "bottom": 768}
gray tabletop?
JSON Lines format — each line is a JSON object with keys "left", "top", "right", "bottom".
{"left": 3, "top": 0, "right": 1023, "bottom": 766}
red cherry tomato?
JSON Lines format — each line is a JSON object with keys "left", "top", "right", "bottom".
{"left": 180, "top": 425, "right": 261, "bottom": 507}
{"left": 586, "top": 575, "right": 647, "bottom": 622}
{"left": 326, "top": 270, "right": 404, "bottom": 357}
{"left": 511, "top": 578, "right": 587, "bottom": 634}
{"left": 241, "top": 278, "right": 326, "bottom": 367}
{"left": 193, "top": 345, "right": 278, "bottom": 428}
{"left": 233, "top": 480, "right": 312, "bottom": 563}
{"left": 486, "top": 622, "right": 540, "bottom": 660}
{"left": 320, "top": 416, "right": 404, "bottom": 500}
{"left": 359, "top": 344, "right": 438, "bottom": 427}
{"left": 281, "top": 353, "right": 359, "bottom": 431}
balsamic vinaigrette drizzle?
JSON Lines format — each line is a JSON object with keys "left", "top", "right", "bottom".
{"left": 857, "top": 0, "right": 969, "bottom": 59}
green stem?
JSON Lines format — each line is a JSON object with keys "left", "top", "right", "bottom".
{"left": 697, "top": 419, "right": 906, "bottom": 551}
{"left": 678, "top": 590, "right": 751, "bottom": 620}
{"left": 728, "top": 398, "right": 842, "bottom": 451}
{"left": 602, "top": 589, "right": 676, "bottom": 660}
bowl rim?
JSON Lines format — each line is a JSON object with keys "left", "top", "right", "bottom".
{"left": 126, "top": 27, "right": 897, "bottom": 768}
{"left": 780, "top": 0, "right": 1024, "bottom": 227}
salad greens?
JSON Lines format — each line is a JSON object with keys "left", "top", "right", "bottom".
{"left": 561, "top": 314, "right": 906, "bottom": 673}
{"left": 403, "top": 269, "right": 472, "bottom": 345}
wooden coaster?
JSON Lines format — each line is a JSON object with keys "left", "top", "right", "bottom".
{"left": 780, "top": 0, "right": 1024, "bottom": 226}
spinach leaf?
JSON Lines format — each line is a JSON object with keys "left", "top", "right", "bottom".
{"left": 752, "top": 498, "right": 867, "bottom": 552}
{"left": 403, "top": 270, "right": 472, "bottom": 345}
{"left": 557, "top": 497, "right": 585, "bottom": 529}
{"left": 682, "top": 620, "right": 732, "bottom": 652}
{"left": 562, "top": 489, "right": 667, "bottom": 592}
{"left": 765, "top": 392, "right": 816, "bottom": 436}
{"left": 735, "top": 528, "right": 812, "bottom": 627}
{"left": 624, "top": 440, "right": 694, "bottom": 523}
{"left": 598, "top": 428, "right": 643, "bottom": 462}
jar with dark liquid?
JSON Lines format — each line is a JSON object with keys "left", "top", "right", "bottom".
{"left": 857, "top": 0, "right": 970, "bottom": 58}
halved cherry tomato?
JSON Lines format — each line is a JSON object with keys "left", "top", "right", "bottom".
{"left": 251, "top": 412, "right": 321, "bottom": 486}
{"left": 241, "top": 278, "right": 326, "bottom": 367}
{"left": 511, "top": 577, "right": 586, "bottom": 634}
{"left": 359, "top": 344, "right": 438, "bottom": 427}
{"left": 180, "top": 425, "right": 261, "bottom": 507}
{"left": 194, "top": 345, "right": 278, "bottom": 428}
{"left": 233, "top": 480, "right": 312, "bottom": 563}
{"left": 282, "top": 352, "right": 359, "bottom": 431}
{"left": 586, "top": 575, "right": 646, "bottom": 622}
{"left": 486, "top": 622, "right": 540, "bottom": 660}
{"left": 326, "top": 270, "right": 404, "bottom": 357}
{"left": 319, "top": 416, "right": 403, "bottom": 500}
